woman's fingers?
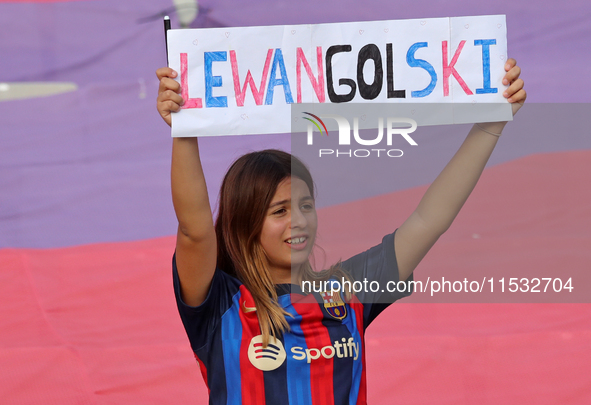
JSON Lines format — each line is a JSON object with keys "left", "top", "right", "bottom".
{"left": 157, "top": 98, "right": 180, "bottom": 126}
{"left": 501, "top": 58, "right": 525, "bottom": 105}
{"left": 156, "top": 67, "right": 184, "bottom": 127}
{"left": 162, "top": 89, "right": 184, "bottom": 105}
{"left": 504, "top": 78, "right": 524, "bottom": 100}
{"left": 502, "top": 64, "right": 521, "bottom": 86}
{"left": 508, "top": 88, "right": 527, "bottom": 104}
{"left": 160, "top": 99, "right": 181, "bottom": 113}
{"left": 158, "top": 77, "right": 181, "bottom": 95}
{"left": 500, "top": 58, "right": 526, "bottom": 116}
{"left": 156, "top": 67, "right": 177, "bottom": 81}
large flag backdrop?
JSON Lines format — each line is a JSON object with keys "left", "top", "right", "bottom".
{"left": 1, "top": 0, "right": 590, "bottom": 403}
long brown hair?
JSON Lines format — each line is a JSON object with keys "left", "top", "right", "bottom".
{"left": 215, "top": 149, "right": 348, "bottom": 346}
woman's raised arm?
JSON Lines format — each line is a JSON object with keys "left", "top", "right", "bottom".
{"left": 157, "top": 67, "right": 217, "bottom": 307}
{"left": 395, "top": 58, "right": 526, "bottom": 283}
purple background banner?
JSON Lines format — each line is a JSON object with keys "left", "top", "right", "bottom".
{"left": 1, "top": 0, "right": 590, "bottom": 248}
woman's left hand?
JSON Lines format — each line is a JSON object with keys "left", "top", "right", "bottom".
{"left": 502, "top": 58, "right": 526, "bottom": 115}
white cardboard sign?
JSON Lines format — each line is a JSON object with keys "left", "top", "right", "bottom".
{"left": 167, "top": 15, "right": 511, "bottom": 137}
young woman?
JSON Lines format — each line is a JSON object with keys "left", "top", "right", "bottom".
{"left": 156, "top": 60, "right": 525, "bottom": 404}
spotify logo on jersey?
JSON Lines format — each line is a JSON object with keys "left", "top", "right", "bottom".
{"left": 248, "top": 335, "right": 361, "bottom": 370}
{"left": 248, "top": 335, "right": 287, "bottom": 371}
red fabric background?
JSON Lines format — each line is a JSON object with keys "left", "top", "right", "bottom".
{"left": 2, "top": 151, "right": 589, "bottom": 404}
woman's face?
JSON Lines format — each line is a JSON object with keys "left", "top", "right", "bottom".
{"left": 260, "top": 176, "right": 317, "bottom": 283}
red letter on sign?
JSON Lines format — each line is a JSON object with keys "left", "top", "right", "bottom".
{"left": 296, "top": 46, "right": 325, "bottom": 103}
{"left": 442, "top": 40, "right": 473, "bottom": 96}
{"left": 180, "top": 53, "right": 202, "bottom": 108}
{"left": 230, "top": 49, "right": 273, "bottom": 106}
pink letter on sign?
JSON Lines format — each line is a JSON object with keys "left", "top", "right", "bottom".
{"left": 180, "top": 53, "right": 202, "bottom": 108}
{"left": 442, "top": 40, "right": 473, "bottom": 96}
{"left": 296, "top": 47, "right": 325, "bottom": 103}
{"left": 230, "top": 49, "right": 273, "bottom": 106}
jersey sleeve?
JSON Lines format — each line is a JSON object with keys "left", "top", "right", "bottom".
{"left": 172, "top": 253, "right": 241, "bottom": 351}
{"left": 339, "top": 230, "right": 414, "bottom": 328}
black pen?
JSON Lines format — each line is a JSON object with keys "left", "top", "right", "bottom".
{"left": 164, "top": 15, "right": 171, "bottom": 66}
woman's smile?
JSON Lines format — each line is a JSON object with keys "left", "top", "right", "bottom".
{"left": 287, "top": 235, "right": 309, "bottom": 250}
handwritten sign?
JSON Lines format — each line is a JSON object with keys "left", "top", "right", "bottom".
{"left": 167, "top": 15, "right": 511, "bottom": 137}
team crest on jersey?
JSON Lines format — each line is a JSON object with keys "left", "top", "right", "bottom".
{"left": 319, "top": 290, "right": 347, "bottom": 320}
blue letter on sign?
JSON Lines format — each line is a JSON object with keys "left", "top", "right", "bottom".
{"left": 474, "top": 39, "right": 498, "bottom": 94}
{"left": 407, "top": 42, "right": 437, "bottom": 98}
{"left": 265, "top": 49, "right": 294, "bottom": 105}
{"left": 204, "top": 51, "right": 228, "bottom": 107}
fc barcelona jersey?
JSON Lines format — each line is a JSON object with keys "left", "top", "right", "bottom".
{"left": 173, "top": 231, "right": 413, "bottom": 405}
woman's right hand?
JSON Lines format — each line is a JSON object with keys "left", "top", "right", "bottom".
{"left": 156, "top": 67, "right": 184, "bottom": 127}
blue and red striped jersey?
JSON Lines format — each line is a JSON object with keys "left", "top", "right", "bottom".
{"left": 173, "top": 231, "right": 413, "bottom": 404}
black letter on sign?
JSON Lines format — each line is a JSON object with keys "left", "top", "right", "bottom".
{"left": 326, "top": 45, "right": 356, "bottom": 103}
{"left": 357, "top": 44, "right": 383, "bottom": 100}
{"left": 387, "top": 43, "right": 405, "bottom": 98}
